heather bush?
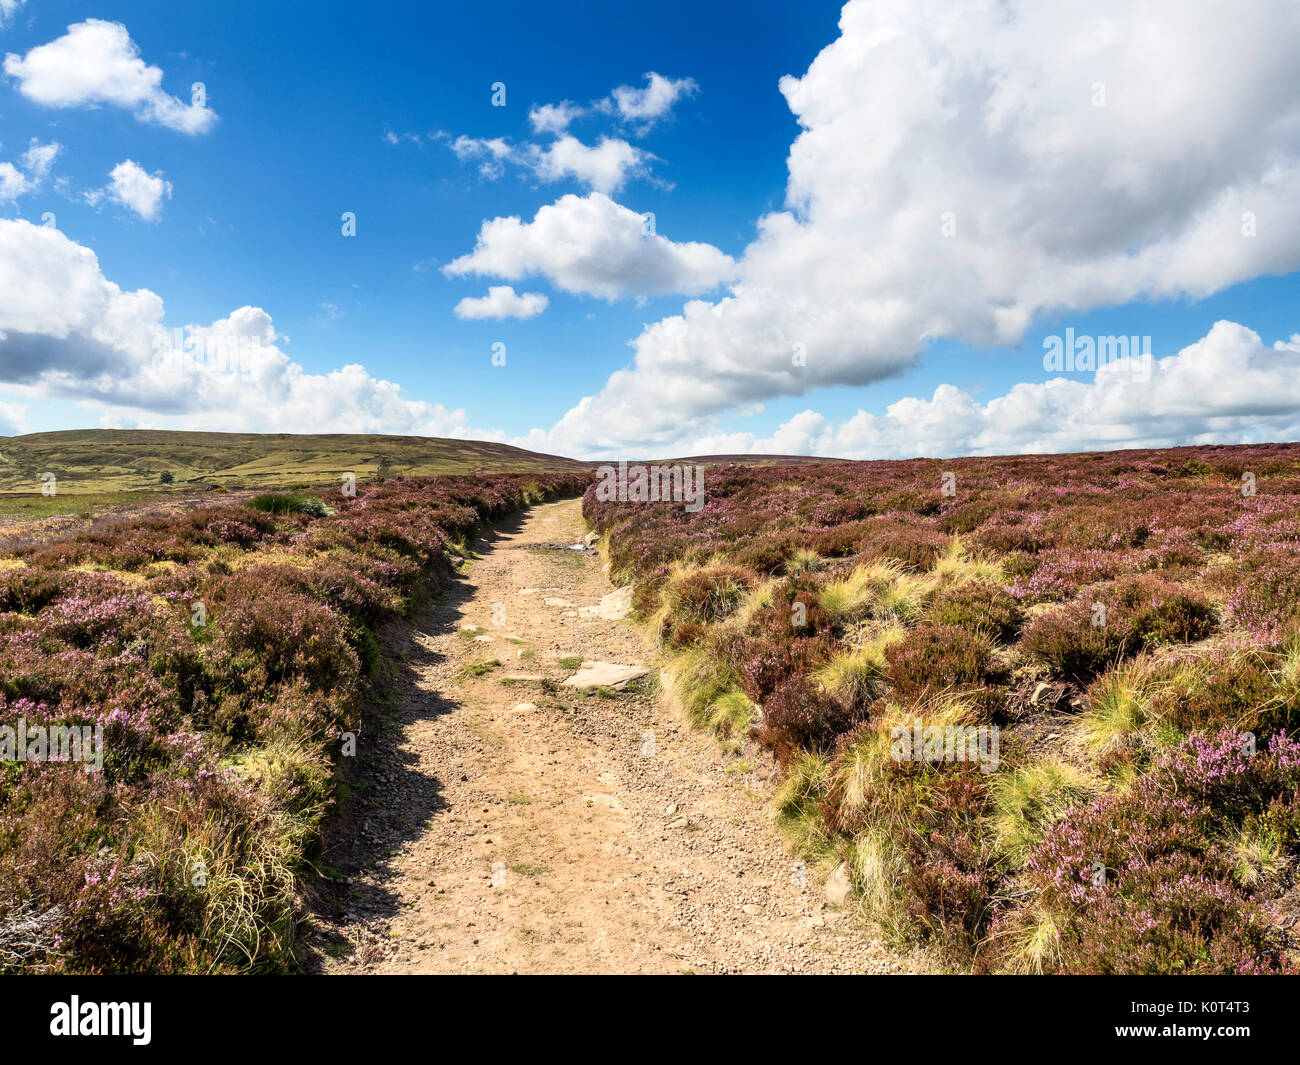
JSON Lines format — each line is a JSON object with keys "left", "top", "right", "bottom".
{"left": 1022, "top": 576, "right": 1216, "bottom": 681}
{"left": 0, "top": 470, "right": 587, "bottom": 972}
{"left": 1015, "top": 731, "right": 1300, "bottom": 973}
{"left": 584, "top": 443, "right": 1300, "bottom": 970}
{"left": 658, "top": 563, "right": 758, "bottom": 648}
{"left": 925, "top": 581, "right": 1022, "bottom": 641}
{"left": 884, "top": 624, "right": 993, "bottom": 703}
{"left": 755, "top": 674, "right": 860, "bottom": 764}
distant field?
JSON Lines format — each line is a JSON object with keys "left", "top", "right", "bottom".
{"left": 0, "top": 490, "right": 165, "bottom": 521}
{"left": 0, "top": 429, "right": 594, "bottom": 494}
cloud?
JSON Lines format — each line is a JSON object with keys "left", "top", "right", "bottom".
{"left": 529, "top": 135, "right": 650, "bottom": 195}
{"left": 0, "top": 219, "right": 497, "bottom": 437}
{"left": 0, "top": 165, "right": 26, "bottom": 202}
{"left": 453, "top": 285, "right": 549, "bottom": 320}
{"left": 87, "top": 159, "right": 172, "bottom": 221}
{"left": 0, "top": 139, "right": 60, "bottom": 202}
{"left": 0, "top": 1, "right": 25, "bottom": 29}
{"left": 605, "top": 72, "right": 698, "bottom": 132}
{"left": 445, "top": 133, "right": 651, "bottom": 194}
{"left": 646, "top": 322, "right": 1300, "bottom": 461}
{"left": 443, "top": 192, "right": 736, "bottom": 300}
{"left": 532, "top": 0, "right": 1300, "bottom": 454}
{"left": 20, "top": 140, "right": 59, "bottom": 181}
{"left": 446, "top": 134, "right": 516, "bottom": 179}
{"left": 526, "top": 72, "right": 699, "bottom": 137}
{"left": 0, "top": 399, "right": 24, "bottom": 435}
{"left": 4, "top": 20, "right": 217, "bottom": 134}
{"left": 528, "top": 100, "right": 583, "bottom": 135}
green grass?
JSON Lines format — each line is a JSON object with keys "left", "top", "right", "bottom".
{"left": 247, "top": 492, "right": 334, "bottom": 517}
{"left": 0, "top": 490, "right": 163, "bottom": 521}
{"left": 458, "top": 658, "right": 501, "bottom": 679}
{"left": 558, "top": 656, "right": 583, "bottom": 670}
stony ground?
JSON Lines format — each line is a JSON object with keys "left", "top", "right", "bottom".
{"left": 308, "top": 498, "right": 932, "bottom": 974}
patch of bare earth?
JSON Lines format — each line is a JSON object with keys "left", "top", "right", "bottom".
{"left": 307, "top": 498, "right": 931, "bottom": 974}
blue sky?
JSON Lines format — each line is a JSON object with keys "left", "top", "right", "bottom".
{"left": 2, "top": 0, "right": 1300, "bottom": 459}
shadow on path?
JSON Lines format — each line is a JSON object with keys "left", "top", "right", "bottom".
{"left": 299, "top": 510, "right": 527, "bottom": 971}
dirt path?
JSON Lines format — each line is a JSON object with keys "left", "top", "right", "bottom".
{"left": 311, "top": 498, "right": 929, "bottom": 974}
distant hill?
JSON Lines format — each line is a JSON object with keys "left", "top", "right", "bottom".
{"left": 0, "top": 430, "right": 594, "bottom": 493}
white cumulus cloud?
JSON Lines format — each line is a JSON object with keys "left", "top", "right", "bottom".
{"left": 445, "top": 133, "right": 651, "bottom": 195}
{"left": 0, "top": 219, "right": 496, "bottom": 438}
{"left": 658, "top": 322, "right": 1300, "bottom": 461}
{"left": 4, "top": 20, "right": 218, "bottom": 134}
{"left": 530, "top": 0, "right": 1300, "bottom": 455}
{"left": 88, "top": 159, "right": 172, "bottom": 221}
{"left": 443, "top": 192, "right": 736, "bottom": 300}
{"left": 454, "top": 285, "right": 549, "bottom": 320}
{"left": 0, "top": 139, "right": 60, "bottom": 202}
{"left": 528, "top": 100, "right": 584, "bottom": 135}
{"left": 606, "top": 72, "right": 698, "bottom": 132}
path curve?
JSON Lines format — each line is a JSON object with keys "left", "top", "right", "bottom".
{"left": 313, "top": 498, "right": 928, "bottom": 974}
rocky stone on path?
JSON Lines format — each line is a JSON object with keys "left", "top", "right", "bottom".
{"left": 578, "top": 585, "right": 633, "bottom": 620}
{"left": 543, "top": 597, "right": 574, "bottom": 608}
{"left": 561, "top": 661, "right": 650, "bottom": 690}
{"left": 825, "top": 862, "right": 852, "bottom": 907}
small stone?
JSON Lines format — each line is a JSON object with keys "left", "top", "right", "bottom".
{"left": 825, "top": 862, "right": 852, "bottom": 907}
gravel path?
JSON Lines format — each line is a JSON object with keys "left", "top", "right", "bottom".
{"left": 312, "top": 498, "right": 931, "bottom": 974}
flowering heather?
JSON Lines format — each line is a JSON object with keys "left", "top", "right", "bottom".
{"left": 0, "top": 471, "right": 586, "bottom": 973}
{"left": 587, "top": 442, "right": 1300, "bottom": 971}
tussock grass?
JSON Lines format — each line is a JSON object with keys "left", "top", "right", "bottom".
{"left": 247, "top": 492, "right": 334, "bottom": 518}
{"left": 774, "top": 750, "right": 833, "bottom": 857}
{"left": 1230, "top": 826, "right": 1289, "bottom": 888}
{"left": 665, "top": 648, "right": 755, "bottom": 737}
{"left": 832, "top": 695, "right": 976, "bottom": 815}
{"left": 1000, "top": 907, "right": 1064, "bottom": 975}
{"left": 1081, "top": 658, "right": 1173, "bottom": 755}
{"left": 850, "top": 827, "right": 907, "bottom": 926}
{"left": 784, "top": 548, "right": 824, "bottom": 575}
{"left": 931, "top": 538, "right": 1004, "bottom": 584}
{"left": 811, "top": 622, "right": 904, "bottom": 707}
{"left": 818, "top": 559, "right": 934, "bottom": 625}
{"left": 988, "top": 760, "right": 1095, "bottom": 870}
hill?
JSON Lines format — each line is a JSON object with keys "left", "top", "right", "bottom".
{"left": 0, "top": 429, "right": 594, "bottom": 494}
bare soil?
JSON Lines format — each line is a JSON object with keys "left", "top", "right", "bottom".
{"left": 306, "top": 498, "right": 932, "bottom": 974}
